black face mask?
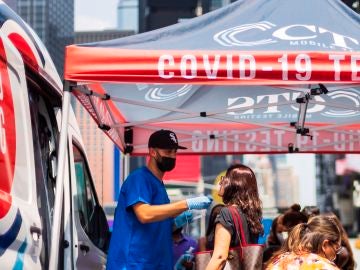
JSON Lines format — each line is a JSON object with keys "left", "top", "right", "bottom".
{"left": 155, "top": 152, "right": 176, "bottom": 172}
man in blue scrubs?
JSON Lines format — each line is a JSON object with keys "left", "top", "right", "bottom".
{"left": 107, "top": 129, "right": 212, "bottom": 270}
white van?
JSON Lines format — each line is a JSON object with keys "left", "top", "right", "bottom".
{"left": 0, "top": 2, "right": 108, "bottom": 269}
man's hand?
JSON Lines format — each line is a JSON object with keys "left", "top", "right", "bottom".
{"left": 174, "top": 253, "right": 194, "bottom": 270}
{"left": 174, "top": 211, "right": 193, "bottom": 229}
{"left": 186, "top": 196, "right": 212, "bottom": 210}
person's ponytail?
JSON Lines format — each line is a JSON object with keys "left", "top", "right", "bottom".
{"left": 264, "top": 222, "right": 307, "bottom": 268}
{"left": 286, "top": 223, "right": 307, "bottom": 252}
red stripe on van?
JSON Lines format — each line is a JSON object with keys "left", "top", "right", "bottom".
{"left": 0, "top": 38, "right": 16, "bottom": 218}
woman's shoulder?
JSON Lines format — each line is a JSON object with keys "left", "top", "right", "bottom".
{"left": 266, "top": 252, "right": 340, "bottom": 270}
{"left": 217, "top": 206, "right": 244, "bottom": 222}
{"left": 219, "top": 206, "right": 243, "bottom": 215}
{"left": 219, "top": 206, "right": 230, "bottom": 213}
{"left": 219, "top": 206, "right": 248, "bottom": 225}
{"left": 217, "top": 206, "right": 232, "bottom": 222}
{"left": 305, "top": 253, "right": 340, "bottom": 269}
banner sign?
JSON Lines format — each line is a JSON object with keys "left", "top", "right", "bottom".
{"left": 65, "top": 47, "right": 360, "bottom": 85}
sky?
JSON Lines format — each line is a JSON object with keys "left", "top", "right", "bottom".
{"left": 75, "top": 0, "right": 118, "bottom": 31}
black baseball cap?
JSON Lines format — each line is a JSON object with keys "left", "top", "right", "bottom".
{"left": 148, "top": 129, "right": 187, "bottom": 150}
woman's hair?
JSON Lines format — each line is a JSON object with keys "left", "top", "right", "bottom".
{"left": 205, "top": 203, "right": 225, "bottom": 237}
{"left": 286, "top": 215, "right": 340, "bottom": 254}
{"left": 301, "top": 205, "right": 320, "bottom": 218}
{"left": 266, "top": 215, "right": 342, "bottom": 267}
{"left": 323, "top": 212, "right": 355, "bottom": 270}
{"left": 221, "top": 164, "right": 263, "bottom": 235}
{"left": 282, "top": 204, "right": 308, "bottom": 230}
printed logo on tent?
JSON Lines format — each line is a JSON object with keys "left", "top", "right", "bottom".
{"left": 214, "top": 21, "right": 359, "bottom": 51}
{"left": 227, "top": 89, "right": 360, "bottom": 119}
{"left": 321, "top": 89, "right": 360, "bottom": 118}
{"left": 137, "top": 84, "right": 193, "bottom": 102}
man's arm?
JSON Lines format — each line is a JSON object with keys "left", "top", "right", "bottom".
{"left": 133, "top": 195, "right": 212, "bottom": 223}
{"left": 133, "top": 200, "right": 188, "bottom": 223}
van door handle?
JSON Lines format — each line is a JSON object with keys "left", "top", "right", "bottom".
{"left": 79, "top": 243, "right": 90, "bottom": 255}
{"left": 30, "top": 226, "right": 41, "bottom": 241}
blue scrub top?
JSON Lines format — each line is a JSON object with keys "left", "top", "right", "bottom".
{"left": 107, "top": 167, "right": 173, "bottom": 270}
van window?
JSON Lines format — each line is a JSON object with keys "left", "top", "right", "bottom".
{"left": 73, "top": 145, "right": 97, "bottom": 230}
{"left": 28, "top": 82, "right": 59, "bottom": 268}
{"left": 72, "top": 144, "right": 109, "bottom": 252}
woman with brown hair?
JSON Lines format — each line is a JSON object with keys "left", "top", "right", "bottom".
{"left": 205, "top": 164, "right": 263, "bottom": 270}
{"left": 323, "top": 212, "right": 356, "bottom": 270}
{"left": 266, "top": 215, "right": 342, "bottom": 270}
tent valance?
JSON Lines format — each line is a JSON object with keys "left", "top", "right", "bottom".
{"left": 65, "top": 47, "right": 360, "bottom": 85}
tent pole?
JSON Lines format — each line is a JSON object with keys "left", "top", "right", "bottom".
{"left": 124, "top": 154, "right": 130, "bottom": 179}
{"left": 49, "top": 80, "right": 72, "bottom": 270}
{"left": 120, "top": 151, "right": 125, "bottom": 184}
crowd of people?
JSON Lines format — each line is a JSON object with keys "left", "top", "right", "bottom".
{"left": 175, "top": 192, "right": 356, "bottom": 269}
{"left": 180, "top": 204, "right": 355, "bottom": 270}
{"left": 263, "top": 205, "right": 355, "bottom": 269}
{"left": 105, "top": 129, "right": 356, "bottom": 270}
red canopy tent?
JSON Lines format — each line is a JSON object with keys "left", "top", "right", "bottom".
{"left": 63, "top": 0, "right": 360, "bottom": 155}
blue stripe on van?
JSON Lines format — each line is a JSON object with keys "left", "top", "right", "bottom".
{"left": 12, "top": 240, "right": 27, "bottom": 270}
{"left": 0, "top": 209, "right": 22, "bottom": 256}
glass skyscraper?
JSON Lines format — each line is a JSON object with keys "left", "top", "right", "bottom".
{"left": 3, "top": 0, "right": 17, "bottom": 11}
{"left": 5, "top": 0, "right": 74, "bottom": 76}
{"left": 117, "top": 0, "right": 138, "bottom": 33}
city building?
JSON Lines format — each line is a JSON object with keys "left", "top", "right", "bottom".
{"left": 74, "top": 29, "right": 134, "bottom": 204}
{"left": 3, "top": 0, "right": 16, "bottom": 11}
{"left": 210, "top": 0, "right": 235, "bottom": 11}
{"left": 335, "top": 154, "right": 359, "bottom": 233}
{"left": 316, "top": 154, "right": 337, "bottom": 213}
{"left": 4, "top": 0, "right": 74, "bottom": 76}
{"left": 75, "top": 29, "right": 134, "bottom": 44}
{"left": 276, "top": 163, "right": 299, "bottom": 208}
{"left": 244, "top": 155, "right": 276, "bottom": 209}
{"left": 117, "top": 0, "right": 138, "bottom": 33}
{"left": 138, "top": 0, "right": 211, "bottom": 33}
{"left": 74, "top": 102, "right": 115, "bottom": 205}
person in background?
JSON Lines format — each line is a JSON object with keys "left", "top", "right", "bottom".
{"left": 173, "top": 226, "right": 198, "bottom": 270}
{"left": 205, "top": 164, "right": 263, "bottom": 270}
{"left": 263, "top": 204, "right": 307, "bottom": 264}
{"left": 262, "top": 215, "right": 287, "bottom": 264}
{"left": 106, "top": 129, "right": 212, "bottom": 270}
{"left": 265, "top": 215, "right": 342, "bottom": 270}
{"left": 281, "top": 204, "right": 308, "bottom": 236}
{"left": 198, "top": 204, "right": 225, "bottom": 252}
{"left": 301, "top": 205, "right": 320, "bottom": 219}
{"left": 323, "top": 212, "right": 355, "bottom": 270}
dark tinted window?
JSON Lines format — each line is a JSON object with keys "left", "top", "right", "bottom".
{"left": 72, "top": 144, "right": 109, "bottom": 252}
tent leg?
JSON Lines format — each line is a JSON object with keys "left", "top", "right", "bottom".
{"left": 49, "top": 81, "right": 72, "bottom": 270}
{"left": 124, "top": 154, "right": 130, "bottom": 180}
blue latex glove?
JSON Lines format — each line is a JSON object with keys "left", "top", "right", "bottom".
{"left": 174, "top": 211, "right": 193, "bottom": 229}
{"left": 174, "top": 253, "right": 194, "bottom": 270}
{"left": 186, "top": 196, "right": 212, "bottom": 210}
